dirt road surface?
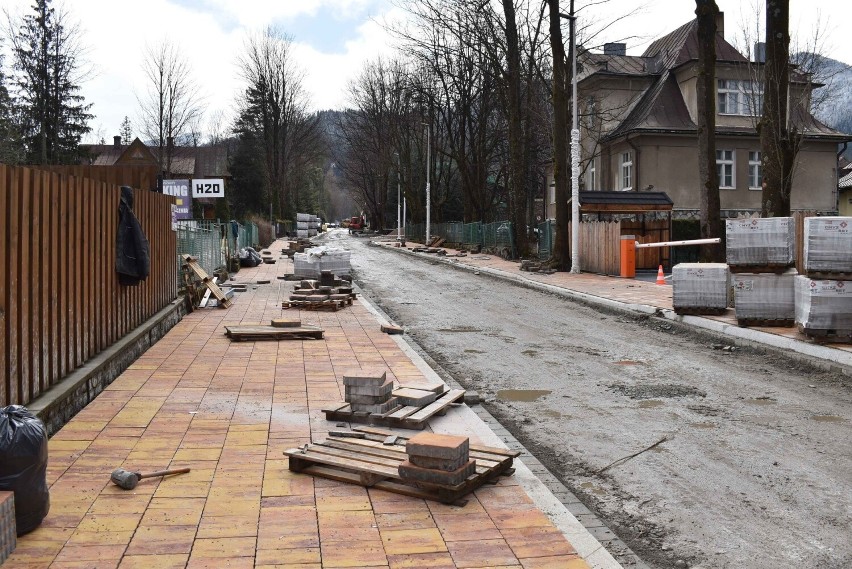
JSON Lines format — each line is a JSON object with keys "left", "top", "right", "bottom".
{"left": 321, "top": 231, "right": 851, "bottom": 569}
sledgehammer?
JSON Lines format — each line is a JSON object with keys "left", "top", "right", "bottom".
{"left": 110, "top": 467, "right": 190, "bottom": 490}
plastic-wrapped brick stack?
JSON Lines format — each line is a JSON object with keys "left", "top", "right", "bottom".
{"left": 796, "top": 217, "right": 852, "bottom": 340}
{"left": 672, "top": 263, "right": 730, "bottom": 314}
{"left": 726, "top": 218, "right": 797, "bottom": 326}
{"left": 293, "top": 245, "right": 351, "bottom": 278}
{"left": 309, "top": 215, "right": 319, "bottom": 238}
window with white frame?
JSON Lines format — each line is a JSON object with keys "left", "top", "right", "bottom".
{"left": 716, "top": 149, "right": 735, "bottom": 189}
{"left": 587, "top": 159, "right": 596, "bottom": 191}
{"left": 620, "top": 152, "right": 632, "bottom": 190}
{"left": 748, "top": 151, "right": 762, "bottom": 189}
{"left": 718, "top": 80, "right": 763, "bottom": 116}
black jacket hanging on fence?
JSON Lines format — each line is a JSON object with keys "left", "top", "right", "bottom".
{"left": 116, "top": 186, "right": 150, "bottom": 286}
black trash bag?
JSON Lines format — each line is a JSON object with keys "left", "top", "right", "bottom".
{"left": 0, "top": 406, "right": 50, "bottom": 535}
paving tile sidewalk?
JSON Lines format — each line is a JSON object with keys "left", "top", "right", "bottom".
{"left": 378, "top": 240, "right": 852, "bottom": 367}
{"left": 7, "top": 239, "right": 604, "bottom": 569}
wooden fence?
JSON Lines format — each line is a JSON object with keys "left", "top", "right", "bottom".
{"left": 576, "top": 221, "right": 622, "bottom": 275}
{"left": 0, "top": 165, "right": 177, "bottom": 407}
{"left": 42, "top": 165, "right": 159, "bottom": 192}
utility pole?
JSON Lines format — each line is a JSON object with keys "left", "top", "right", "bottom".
{"left": 396, "top": 152, "right": 402, "bottom": 240}
{"left": 424, "top": 122, "right": 431, "bottom": 244}
{"left": 568, "top": 1, "right": 580, "bottom": 273}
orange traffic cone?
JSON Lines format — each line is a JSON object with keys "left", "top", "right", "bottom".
{"left": 656, "top": 265, "right": 666, "bottom": 285}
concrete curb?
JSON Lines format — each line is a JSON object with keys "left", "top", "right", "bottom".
{"left": 379, "top": 242, "right": 852, "bottom": 373}
{"left": 356, "top": 291, "right": 625, "bottom": 569}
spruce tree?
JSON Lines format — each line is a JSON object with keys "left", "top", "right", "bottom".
{"left": 9, "top": 0, "right": 92, "bottom": 164}
{"left": 0, "top": 50, "right": 23, "bottom": 164}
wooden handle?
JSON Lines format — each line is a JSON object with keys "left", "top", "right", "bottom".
{"left": 138, "top": 467, "right": 191, "bottom": 480}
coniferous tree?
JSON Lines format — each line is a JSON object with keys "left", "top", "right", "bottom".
{"left": 120, "top": 115, "right": 133, "bottom": 145}
{"left": 8, "top": 0, "right": 92, "bottom": 164}
{"left": 0, "top": 49, "right": 23, "bottom": 164}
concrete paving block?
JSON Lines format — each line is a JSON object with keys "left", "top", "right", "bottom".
{"left": 398, "top": 459, "right": 476, "bottom": 486}
{"left": 342, "top": 369, "right": 388, "bottom": 387}
{"left": 408, "top": 454, "right": 468, "bottom": 472}
{"left": 344, "top": 379, "right": 394, "bottom": 396}
{"left": 345, "top": 392, "right": 392, "bottom": 405}
{"left": 406, "top": 432, "right": 469, "bottom": 461}
{"left": 305, "top": 294, "right": 329, "bottom": 302}
{"left": 392, "top": 387, "right": 437, "bottom": 407}
{"left": 349, "top": 397, "right": 399, "bottom": 414}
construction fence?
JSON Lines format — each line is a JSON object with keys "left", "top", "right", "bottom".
{"left": 175, "top": 220, "right": 266, "bottom": 286}
{"left": 405, "top": 221, "right": 516, "bottom": 257}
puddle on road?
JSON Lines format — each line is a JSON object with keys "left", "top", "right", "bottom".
{"left": 437, "top": 326, "right": 483, "bottom": 333}
{"left": 811, "top": 415, "right": 846, "bottom": 423}
{"left": 497, "top": 389, "right": 551, "bottom": 402}
{"left": 540, "top": 409, "right": 563, "bottom": 418}
{"left": 614, "top": 360, "right": 644, "bottom": 365}
{"left": 580, "top": 482, "right": 607, "bottom": 496}
{"left": 745, "top": 397, "right": 777, "bottom": 406}
{"left": 522, "top": 350, "right": 538, "bottom": 357}
{"left": 638, "top": 400, "right": 664, "bottom": 408}
{"left": 464, "top": 349, "right": 485, "bottom": 354}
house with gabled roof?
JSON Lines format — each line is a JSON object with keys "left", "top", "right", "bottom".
{"left": 555, "top": 12, "right": 850, "bottom": 220}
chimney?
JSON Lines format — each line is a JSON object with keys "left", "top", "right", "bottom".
{"left": 113, "top": 135, "right": 122, "bottom": 148}
{"left": 715, "top": 11, "right": 724, "bottom": 39}
{"left": 604, "top": 43, "right": 626, "bottom": 56}
{"left": 754, "top": 42, "right": 766, "bottom": 63}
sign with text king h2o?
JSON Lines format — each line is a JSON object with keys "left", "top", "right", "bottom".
{"left": 162, "top": 179, "right": 192, "bottom": 220}
{"left": 191, "top": 178, "right": 225, "bottom": 199}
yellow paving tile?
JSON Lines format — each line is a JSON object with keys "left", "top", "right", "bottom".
{"left": 446, "top": 538, "right": 519, "bottom": 568}
{"left": 503, "top": 526, "right": 577, "bottom": 558}
{"left": 125, "top": 524, "right": 197, "bottom": 555}
{"left": 190, "top": 536, "right": 256, "bottom": 558}
{"left": 118, "top": 553, "right": 189, "bottom": 568}
{"left": 380, "top": 528, "right": 447, "bottom": 555}
{"left": 254, "top": 547, "right": 322, "bottom": 565}
{"left": 520, "top": 556, "right": 590, "bottom": 568}
{"left": 386, "top": 551, "right": 457, "bottom": 569}
{"left": 319, "top": 539, "right": 387, "bottom": 567}
{"left": 75, "top": 513, "right": 143, "bottom": 533}
{"left": 196, "top": 514, "right": 258, "bottom": 538}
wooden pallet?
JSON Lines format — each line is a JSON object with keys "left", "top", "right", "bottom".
{"left": 182, "top": 254, "right": 232, "bottom": 308}
{"left": 736, "top": 317, "right": 794, "bottom": 328}
{"left": 674, "top": 306, "right": 728, "bottom": 316}
{"left": 284, "top": 427, "right": 519, "bottom": 504}
{"left": 322, "top": 388, "right": 465, "bottom": 430}
{"left": 728, "top": 264, "right": 793, "bottom": 274}
{"left": 282, "top": 299, "right": 348, "bottom": 311}
{"left": 801, "top": 271, "right": 852, "bottom": 280}
{"left": 225, "top": 324, "right": 324, "bottom": 341}
{"left": 797, "top": 324, "right": 852, "bottom": 344}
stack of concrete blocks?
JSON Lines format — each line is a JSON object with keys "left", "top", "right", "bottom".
{"left": 296, "top": 213, "right": 311, "bottom": 239}
{"left": 672, "top": 263, "right": 730, "bottom": 313}
{"left": 290, "top": 278, "right": 352, "bottom": 305}
{"left": 796, "top": 217, "right": 852, "bottom": 336}
{"left": 293, "top": 246, "right": 352, "bottom": 278}
{"left": 726, "top": 218, "right": 797, "bottom": 324}
{"left": 0, "top": 491, "right": 15, "bottom": 564}
{"left": 399, "top": 432, "right": 476, "bottom": 486}
{"left": 343, "top": 369, "right": 398, "bottom": 414}
{"left": 732, "top": 270, "right": 797, "bottom": 323}
{"left": 309, "top": 215, "right": 320, "bottom": 238}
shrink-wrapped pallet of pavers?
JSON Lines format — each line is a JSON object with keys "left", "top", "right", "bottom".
{"left": 296, "top": 212, "right": 311, "bottom": 222}
{"left": 726, "top": 217, "right": 795, "bottom": 269}
{"left": 733, "top": 269, "right": 797, "bottom": 325}
{"left": 672, "top": 263, "right": 730, "bottom": 314}
{"left": 794, "top": 276, "right": 852, "bottom": 338}
{"left": 803, "top": 216, "right": 852, "bottom": 274}
{"left": 296, "top": 221, "right": 310, "bottom": 230}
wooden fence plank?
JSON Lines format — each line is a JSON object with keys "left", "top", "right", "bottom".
{"left": 8, "top": 165, "right": 20, "bottom": 404}
{"left": 48, "top": 173, "right": 59, "bottom": 387}
{"left": 0, "top": 166, "right": 7, "bottom": 406}
{"left": 19, "top": 168, "right": 32, "bottom": 402}
{"left": 30, "top": 170, "right": 43, "bottom": 399}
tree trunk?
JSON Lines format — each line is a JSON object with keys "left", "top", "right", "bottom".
{"left": 547, "top": 0, "right": 570, "bottom": 270}
{"left": 695, "top": 0, "right": 723, "bottom": 262}
{"left": 502, "top": 0, "right": 529, "bottom": 258}
{"left": 760, "top": 0, "right": 794, "bottom": 217}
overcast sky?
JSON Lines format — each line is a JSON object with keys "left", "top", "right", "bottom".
{"left": 0, "top": 0, "right": 846, "bottom": 143}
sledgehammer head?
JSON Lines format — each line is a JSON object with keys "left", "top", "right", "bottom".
{"left": 110, "top": 468, "right": 141, "bottom": 490}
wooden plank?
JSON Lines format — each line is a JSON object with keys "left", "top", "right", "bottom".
{"left": 0, "top": 166, "right": 7, "bottom": 406}
{"left": 286, "top": 448, "right": 401, "bottom": 478}
{"left": 406, "top": 389, "right": 466, "bottom": 422}
{"left": 345, "top": 436, "right": 504, "bottom": 468}
{"left": 71, "top": 174, "right": 82, "bottom": 367}
{"left": 321, "top": 402, "right": 351, "bottom": 413}
{"left": 18, "top": 167, "right": 31, "bottom": 402}
{"left": 30, "top": 170, "right": 43, "bottom": 398}
{"left": 6, "top": 166, "right": 21, "bottom": 404}
{"left": 387, "top": 405, "right": 421, "bottom": 420}
{"left": 352, "top": 426, "right": 521, "bottom": 459}
{"left": 47, "top": 173, "right": 59, "bottom": 385}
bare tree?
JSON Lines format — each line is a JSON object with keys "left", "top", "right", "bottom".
{"left": 137, "top": 40, "right": 202, "bottom": 175}
{"left": 695, "top": 0, "right": 723, "bottom": 261}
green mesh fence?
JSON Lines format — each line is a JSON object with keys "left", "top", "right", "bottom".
{"left": 403, "top": 220, "right": 514, "bottom": 257}
{"left": 538, "top": 220, "right": 554, "bottom": 260}
{"left": 176, "top": 221, "right": 225, "bottom": 289}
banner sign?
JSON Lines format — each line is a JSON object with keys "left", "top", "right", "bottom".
{"left": 163, "top": 179, "right": 192, "bottom": 219}
{"left": 191, "top": 178, "right": 225, "bottom": 199}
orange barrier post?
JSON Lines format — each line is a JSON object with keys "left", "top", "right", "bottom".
{"left": 620, "top": 235, "right": 636, "bottom": 278}
{"left": 656, "top": 265, "right": 666, "bottom": 285}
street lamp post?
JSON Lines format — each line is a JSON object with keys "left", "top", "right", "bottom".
{"left": 395, "top": 152, "right": 402, "bottom": 240}
{"left": 424, "top": 122, "right": 431, "bottom": 244}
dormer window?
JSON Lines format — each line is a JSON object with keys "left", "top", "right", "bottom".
{"left": 718, "top": 80, "right": 763, "bottom": 116}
